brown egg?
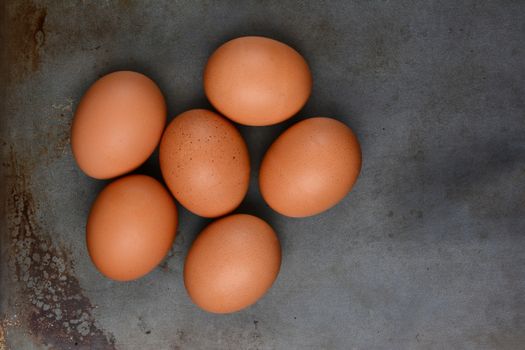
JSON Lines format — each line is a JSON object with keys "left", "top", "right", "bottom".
{"left": 184, "top": 214, "right": 281, "bottom": 313}
{"left": 204, "top": 36, "right": 312, "bottom": 126}
{"left": 71, "top": 71, "right": 166, "bottom": 179}
{"left": 260, "top": 117, "right": 362, "bottom": 217}
{"left": 86, "top": 175, "right": 177, "bottom": 281}
{"left": 159, "top": 109, "right": 250, "bottom": 218}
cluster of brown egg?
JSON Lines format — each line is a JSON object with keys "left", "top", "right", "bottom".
{"left": 71, "top": 36, "right": 361, "bottom": 313}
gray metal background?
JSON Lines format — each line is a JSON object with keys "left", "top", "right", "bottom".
{"left": 1, "top": 1, "right": 524, "bottom": 349}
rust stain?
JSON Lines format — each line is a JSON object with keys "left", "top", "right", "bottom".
{"left": 4, "top": 149, "right": 115, "bottom": 350}
{"left": 0, "top": 316, "right": 21, "bottom": 350}
{"left": 5, "top": 1, "right": 47, "bottom": 83}
{"left": 0, "top": 324, "right": 5, "bottom": 350}
{"left": 44, "top": 99, "right": 74, "bottom": 161}
{"left": 117, "top": 0, "right": 135, "bottom": 8}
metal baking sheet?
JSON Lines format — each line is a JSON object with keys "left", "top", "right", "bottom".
{"left": 1, "top": 1, "right": 524, "bottom": 349}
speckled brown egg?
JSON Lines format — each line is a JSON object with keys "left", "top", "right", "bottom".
{"left": 87, "top": 175, "right": 177, "bottom": 281}
{"left": 204, "top": 36, "right": 312, "bottom": 126}
{"left": 259, "top": 117, "right": 361, "bottom": 217}
{"left": 184, "top": 214, "right": 281, "bottom": 314}
{"left": 159, "top": 109, "right": 250, "bottom": 218}
{"left": 71, "top": 71, "right": 166, "bottom": 179}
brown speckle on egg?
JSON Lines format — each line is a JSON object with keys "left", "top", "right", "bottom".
{"left": 159, "top": 109, "right": 250, "bottom": 218}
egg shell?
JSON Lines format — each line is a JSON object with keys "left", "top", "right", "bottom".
{"left": 71, "top": 71, "right": 166, "bottom": 179}
{"left": 159, "top": 109, "right": 250, "bottom": 218}
{"left": 86, "top": 175, "right": 177, "bottom": 281}
{"left": 259, "top": 117, "right": 362, "bottom": 217}
{"left": 184, "top": 214, "right": 281, "bottom": 314}
{"left": 204, "top": 36, "right": 312, "bottom": 126}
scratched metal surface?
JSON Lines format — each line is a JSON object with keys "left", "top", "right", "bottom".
{"left": 1, "top": 1, "right": 524, "bottom": 349}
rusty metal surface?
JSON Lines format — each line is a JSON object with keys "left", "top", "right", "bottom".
{"left": 1, "top": 1, "right": 524, "bottom": 349}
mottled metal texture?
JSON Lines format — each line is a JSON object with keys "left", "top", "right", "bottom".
{"left": 1, "top": 0, "right": 524, "bottom": 349}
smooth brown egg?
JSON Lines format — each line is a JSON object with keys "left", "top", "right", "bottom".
{"left": 71, "top": 71, "right": 166, "bottom": 179}
{"left": 204, "top": 36, "right": 312, "bottom": 126}
{"left": 184, "top": 214, "right": 281, "bottom": 313}
{"left": 159, "top": 109, "right": 250, "bottom": 218}
{"left": 87, "top": 175, "right": 177, "bottom": 281}
{"left": 260, "top": 117, "right": 362, "bottom": 217}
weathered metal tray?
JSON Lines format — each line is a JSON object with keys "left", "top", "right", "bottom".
{"left": 1, "top": 1, "right": 524, "bottom": 349}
